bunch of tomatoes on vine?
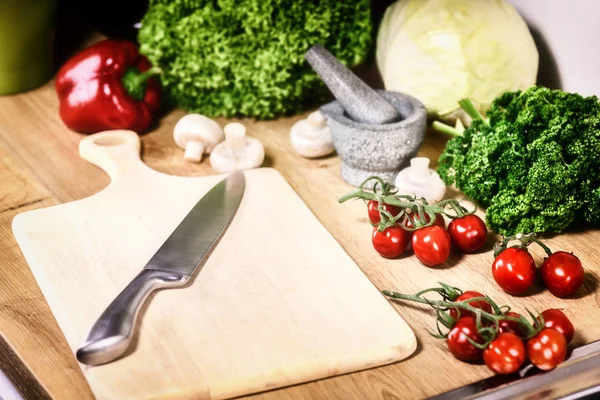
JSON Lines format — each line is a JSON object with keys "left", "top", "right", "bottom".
{"left": 492, "top": 233, "right": 585, "bottom": 298}
{"left": 339, "top": 176, "right": 586, "bottom": 298}
{"left": 339, "top": 176, "right": 488, "bottom": 266}
{"left": 383, "top": 284, "right": 574, "bottom": 374}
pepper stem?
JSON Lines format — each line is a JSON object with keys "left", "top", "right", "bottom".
{"left": 122, "top": 66, "right": 161, "bottom": 101}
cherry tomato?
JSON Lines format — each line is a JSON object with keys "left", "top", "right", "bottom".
{"left": 499, "top": 312, "right": 525, "bottom": 337}
{"left": 372, "top": 226, "right": 410, "bottom": 258}
{"left": 404, "top": 213, "right": 446, "bottom": 231}
{"left": 526, "top": 328, "right": 567, "bottom": 370}
{"left": 367, "top": 200, "right": 401, "bottom": 224}
{"left": 412, "top": 226, "right": 451, "bottom": 267}
{"left": 447, "top": 316, "right": 484, "bottom": 362}
{"left": 541, "top": 251, "right": 585, "bottom": 298}
{"left": 483, "top": 332, "right": 526, "bottom": 374}
{"left": 449, "top": 291, "right": 493, "bottom": 321}
{"left": 538, "top": 309, "right": 575, "bottom": 343}
{"left": 448, "top": 214, "right": 488, "bottom": 253}
{"left": 492, "top": 247, "right": 536, "bottom": 295}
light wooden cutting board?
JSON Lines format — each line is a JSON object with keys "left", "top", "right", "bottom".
{"left": 11, "top": 130, "right": 416, "bottom": 400}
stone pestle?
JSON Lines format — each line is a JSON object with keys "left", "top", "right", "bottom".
{"left": 305, "top": 44, "right": 402, "bottom": 125}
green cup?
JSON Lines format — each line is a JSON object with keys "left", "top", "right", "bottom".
{"left": 0, "top": 0, "right": 57, "bottom": 95}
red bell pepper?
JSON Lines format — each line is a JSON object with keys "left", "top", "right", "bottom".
{"left": 55, "top": 39, "right": 161, "bottom": 134}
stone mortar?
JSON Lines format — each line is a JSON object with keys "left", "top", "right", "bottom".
{"left": 320, "top": 90, "right": 427, "bottom": 188}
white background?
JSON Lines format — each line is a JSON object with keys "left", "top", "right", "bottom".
{"left": 0, "top": 368, "right": 23, "bottom": 400}
{"left": 506, "top": 0, "right": 600, "bottom": 97}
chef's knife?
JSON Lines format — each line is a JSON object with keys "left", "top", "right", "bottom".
{"left": 76, "top": 171, "right": 245, "bottom": 366}
{"left": 428, "top": 339, "right": 600, "bottom": 400}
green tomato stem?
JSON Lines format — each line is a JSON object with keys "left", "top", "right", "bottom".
{"left": 493, "top": 232, "right": 554, "bottom": 258}
{"left": 382, "top": 288, "right": 541, "bottom": 343}
{"left": 383, "top": 290, "right": 497, "bottom": 318}
{"left": 437, "top": 282, "right": 462, "bottom": 301}
{"left": 338, "top": 176, "right": 477, "bottom": 231}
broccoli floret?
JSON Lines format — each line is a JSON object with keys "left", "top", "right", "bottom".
{"left": 137, "top": 0, "right": 372, "bottom": 119}
{"left": 436, "top": 86, "right": 600, "bottom": 235}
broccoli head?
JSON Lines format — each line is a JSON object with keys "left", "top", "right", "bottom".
{"left": 436, "top": 86, "right": 600, "bottom": 235}
{"left": 137, "top": 0, "right": 372, "bottom": 119}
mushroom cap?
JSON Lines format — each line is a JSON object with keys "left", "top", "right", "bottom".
{"left": 210, "top": 137, "right": 265, "bottom": 173}
{"left": 173, "top": 114, "right": 223, "bottom": 153}
{"left": 242, "top": 137, "right": 265, "bottom": 168}
{"left": 289, "top": 111, "right": 334, "bottom": 158}
{"left": 394, "top": 157, "right": 446, "bottom": 203}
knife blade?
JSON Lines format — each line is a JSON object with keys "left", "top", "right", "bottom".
{"left": 76, "top": 170, "right": 245, "bottom": 366}
{"left": 428, "top": 339, "right": 600, "bottom": 400}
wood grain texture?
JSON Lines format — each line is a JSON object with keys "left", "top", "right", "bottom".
{"left": 1, "top": 46, "right": 600, "bottom": 400}
{"left": 0, "top": 333, "right": 51, "bottom": 400}
{"left": 0, "top": 136, "right": 95, "bottom": 400}
{"left": 12, "top": 130, "right": 416, "bottom": 400}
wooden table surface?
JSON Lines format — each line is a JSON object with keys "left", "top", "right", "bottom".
{"left": 2, "top": 36, "right": 600, "bottom": 400}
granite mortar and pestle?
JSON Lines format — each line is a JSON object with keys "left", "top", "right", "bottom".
{"left": 305, "top": 44, "right": 427, "bottom": 188}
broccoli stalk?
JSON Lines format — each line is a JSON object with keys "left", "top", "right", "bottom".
{"left": 433, "top": 86, "right": 600, "bottom": 235}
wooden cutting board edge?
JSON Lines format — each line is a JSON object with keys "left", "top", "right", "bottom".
{"left": 10, "top": 130, "right": 419, "bottom": 399}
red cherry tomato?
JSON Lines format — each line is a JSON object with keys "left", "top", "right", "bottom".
{"left": 449, "top": 291, "right": 493, "bottom": 321}
{"left": 372, "top": 226, "right": 410, "bottom": 258}
{"left": 541, "top": 251, "right": 585, "bottom": 298}
{"left": 412, "top": 226, "right": 451, "bottom": 267}
{"left": 483, "top": 332, "right": 526, "bottom": 374}
{"left": 404, "top": 213, "right": 446, "bottom": 231}
{"left": 447, "top": 316, "right": 484, "bottom": 362}
{"left": 448, "top": 214, "right": 488, "bottom": 253}
{"left": 499, "top": 312, "right": 525, "bottom": 337}
{"left": 538, "top": 309, "right": 575, "bottom": 343}
{"left": 367, "top": 200, "right": 402, "bottom": 224}
{"left": 526, "top": 328, "right": 567, "bottom": 370}
{"left": 492, "top": 247, "right": 536, "bottom": 295}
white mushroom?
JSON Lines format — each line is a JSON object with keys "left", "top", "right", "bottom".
{"left": 394, "top": 157, "right": 447, "bottom": 203}
{"left": 173, "top": 114, "right": 223, "bottom": 162}
{"left": 209, "top": 122, "right": 265, "bottom": 173}
{"left": 289, "top": 110, "right": 334, "bottom": 158}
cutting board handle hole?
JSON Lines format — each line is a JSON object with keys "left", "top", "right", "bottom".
{"left": 79, "top": 130, "right": 143, "bottom": 178}
{"left": 94, "top": 136, "right": 126, "bottom": 147}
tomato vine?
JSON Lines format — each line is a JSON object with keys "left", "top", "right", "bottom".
{"left": 339, "top": 176, "right": 477, "bottom": 232}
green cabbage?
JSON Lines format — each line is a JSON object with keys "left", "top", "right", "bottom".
{"left": 376, "top": 0, "right": 539, "bottom": 121}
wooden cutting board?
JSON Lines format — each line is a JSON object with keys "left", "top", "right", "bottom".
{"left": 11, "top": 130, "right": 416, "bottom": 400}
{"left": 0, "top": 333, "right": 51, "bottom": 400}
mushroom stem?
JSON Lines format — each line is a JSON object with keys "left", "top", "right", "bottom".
{"left": 184, "top": 140, "right": 206, "bottom": 162}
{"left": 306, "top": 110, "right": 326, "bottom": 130}
{"left": 409, "top": 157, "right": 431, "bottom": 180}
{"left": 210, "top": 123, "right": 265, "bottom": 173}
{"left": 224, "top": 123, "right": 247, "bottom": 158}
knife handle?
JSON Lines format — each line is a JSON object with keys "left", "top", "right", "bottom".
{"left": 76, "top": 269, "right": 187, "bottom": 366}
